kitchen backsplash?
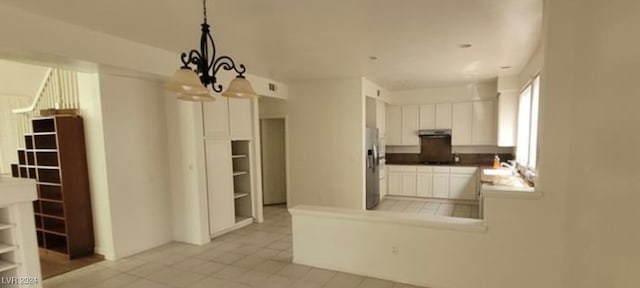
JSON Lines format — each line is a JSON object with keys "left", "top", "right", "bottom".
{"left": 386, "top": 145, "right": 515, "bottom": 155}
{"left": 386, "top": 153, "right": 515, "bottom": 166}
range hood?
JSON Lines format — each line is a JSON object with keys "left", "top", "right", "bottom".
{"left": 418, "top": 129, "right": 451, "bottom": 136}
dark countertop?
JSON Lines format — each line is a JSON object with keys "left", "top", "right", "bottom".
{"left": 385, "top": 161, "right": 481, "bottom": 167}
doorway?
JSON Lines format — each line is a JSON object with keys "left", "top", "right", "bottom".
{"left": 260, "top": 118, "right": 287, "bottom": 206}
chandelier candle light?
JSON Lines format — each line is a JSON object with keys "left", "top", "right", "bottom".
{"left": 165, "top": 0, "right": 257, "bottom": 101}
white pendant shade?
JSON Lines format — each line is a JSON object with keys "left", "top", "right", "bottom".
{"left": 165, "top": 68, "right": 215, "bottom": 101}
{"left": 177, "top": 93, "right": 216, "bottom": 102}
{"left": 221, "top": 76, "right": 258, "bottom": 99}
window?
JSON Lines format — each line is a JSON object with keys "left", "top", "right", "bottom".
{"left": 516, "top": 75, "right": 540, "bottom": 172}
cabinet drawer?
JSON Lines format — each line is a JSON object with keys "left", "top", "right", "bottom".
{"left": 417, "top": 166, "right": 434, "bottom": 173}
{"left": 387, "top": 165, "right": 417, "bottom": 173}
{"left": 450, "top": 167, "right": 478, "bottom": 174}
{"left": 432, "top": 167, "right": 450, "bottom": 173}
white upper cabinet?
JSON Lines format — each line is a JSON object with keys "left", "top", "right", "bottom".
{"left": 472, "top": 100, "right": 496, "bottom": 145}
{"left": 419, "top": 104, "right": 436, "bottom": 130}
{"left": 202, "top": 96, "right": 230, "bottom": 138}
{"left": 435, "top": 103, "right": 452, "bottom": 129}
{"left": 401, "top": 105, "right": 419, "bottom": 146}
{"left": 386, "top": 105, "right": 402, "bottom": 145}
{"left": 228, "top": 98, "right": 253, "bottom": 140}
{"left": 452, "top": 102, "right": 473, "bottom": 145}
{"left": 497, "top": 91, "right": 518, "bottom": 147}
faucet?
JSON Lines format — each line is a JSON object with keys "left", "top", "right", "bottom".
{"left": 500, "top": 160, "right": 518, "bottom": 174}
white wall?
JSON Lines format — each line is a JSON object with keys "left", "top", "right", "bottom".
{"left": 97, "top": 72, "right": 173, "bottom": 259}
{"left": 76, "top": 72, "right": 116, "bottom": 259}
{"left": 390, "top": 81, "right": 497, "bottom": 104}
{"left": 546, "top": 0, "right": 640, "bottom": 287}
{"left": 258, "top": 97, "right": 288, "bottom": 118}
{"left": 164, "top": 98, "right": 210, "bottom": 246}
{"left": 291, "top": 195, "right": 564, "bottom": 288}
{"left": 288, "top": 78, "right": 365, "bottom": 209}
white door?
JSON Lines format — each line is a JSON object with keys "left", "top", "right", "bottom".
{"left": 401, "top": 105, "right": 419, "bottom": 145}
{"left": 388, "top": 172, "right": 402, "bottom": 195}
{"left": 419, "top": 104, "right": 436, "bottom": 130}
{"left": 260, "top": 118, "right": 287, "bottom": 205}
{"left": 205, "top": 139, "right": 235, "bottom": 234}
{"left": 472, "top": 100, "right": 496, "bottom": 145}
{"left": 416, "top": 172, "right": 433, "bottom": 197}
{"left": 202, "top": 97, "right": 229, "bottom": 138}
{"left": 386, "top": 106, "right": 402, "bottom": 145}
{"left": 432, "top": 173, "right": 450, "bottom": 198}
{"left": 450, "top": 174, "right": 477, "bottom": 200}
{"left": 401, "top": 173, "right": 417, "bottom": 196}
{"left": 435, "top": 103, "right": 452, "bottom": 129}
{"left": 452, "top": 102, "right": 473, "bottom": 145}
{"left": 228, "top": 98, "right": 252, "bottom": 140}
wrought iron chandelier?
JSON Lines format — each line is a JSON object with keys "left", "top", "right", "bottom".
{"left": 165, "top": 0, "right": 257, "bottom": 101}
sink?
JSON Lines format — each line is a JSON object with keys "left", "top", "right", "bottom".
{"left": 483, "top": 169, "right": 514, "bottom": 176}
{"left": 491, "top": 176, "right": 529, "bottom": 188}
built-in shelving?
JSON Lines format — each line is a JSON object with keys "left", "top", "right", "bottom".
{"left": 0, "top": 224, "right": 11, "bottom": 231}
{"left": 0, "top": 243, "right": 16, "bottom": 254}
{"left": 11, "top": 116, "right": 94, "bottom": 260}
{"left": 234, "top": 192, "right": 249, "bottom": 199}
{"left": 232, "top": 171, "right": 248, "bottom": 177}
{"left": 231, "top": 141, "right": 254, "bottom": 224}
{"left": 0, "top": 260, "right": 18, "bottom": 273}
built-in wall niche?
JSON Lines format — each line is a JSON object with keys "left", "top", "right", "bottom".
{"left": 0, "top": 207, "right": 18, "bottom": 275}
{"left": 231, "top": 140, "right": 253, "bottom": 223}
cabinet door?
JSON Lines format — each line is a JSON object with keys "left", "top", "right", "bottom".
{"left": 419, "top": 104, "right": 436, "bottom": 130}
{"left": 450, "top": 173, "right": 477, "bottom": 200}
{"left": 416, "top": 172, "right": 433, "bottom": 197}
{"left": 202, "top": 97, "right": 229, "bottom": 138}
{"left": 205, "top": 140, "right": 235, "bottom": 234}
{"left": 380, "top": 177, "right": 387, "bottom": 200}
{"left": 435, "top": 103, "right": 452, "bottom": 129}
{"left": 401, "top": 105, "right": 419, "bottom": 146}
{"left": 472, "top": 100, "right": 496, "bottom": 145}
{"left": 228, "top": 98, "right": 253, "bottom": 140}
{"left": 401, "top": 173, "right": 417, "bottom": 196}
{"left": 497, "top": 92, "right": 518, "bottom": 147}
{"left": 388, "top": 172, "right": 402, "bottom": 195}
{"left": 376, "top": 100, "right": 386, "bottom": 138}
{"left": 432, "top": 173, "right": 450, "bottom": 198}
{"left": 386, "top": 105, "right": 402, "bottom": 145}
{"left": 452, "top": 102, "right": 473, "bottom": 145}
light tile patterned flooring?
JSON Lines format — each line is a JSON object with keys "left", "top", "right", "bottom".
{"left": 374, "top": 198, "right": 480, "bottom": 219}
{"left": 43, "top": 205, "right": 424, "bottom": 288}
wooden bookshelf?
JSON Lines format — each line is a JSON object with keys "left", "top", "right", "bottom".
{"left": 13, "top": 116, "right": 94, "bottom": 260}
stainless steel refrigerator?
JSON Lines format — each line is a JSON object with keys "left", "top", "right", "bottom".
{"left": 366, "top": 128, "right": 380, "bottom": 209}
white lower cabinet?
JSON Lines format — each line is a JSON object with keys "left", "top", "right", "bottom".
{"left": 450, "top": 174, "right": 477, "bottom": 200}
{"left": 387, "top": 165, "right": 478, "bottom": 200}
{"left": 432, "top": 173, "right": 450, "bottom": 198}
{"left": 401, "top": 173, "right": 417, "bottom": 196}
{"left": 416, "top": 172, "right": 433, "bottom": 197}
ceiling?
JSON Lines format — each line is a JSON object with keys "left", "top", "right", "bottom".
{"left": 2, "top": 0, "right": 542, "bottom": 90}
{"left": 0, "top": 59, "right": 50, "bottom": 98}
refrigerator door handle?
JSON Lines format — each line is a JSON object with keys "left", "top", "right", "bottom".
{"left": 372, "top": 145, "right": 379, "bottom": 167}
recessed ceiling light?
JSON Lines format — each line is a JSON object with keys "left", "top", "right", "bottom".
{"left": 500, "top": 66, "right": 512, "bottom": 69}
{"left": 369, "top": 56, "right": 378, "bottom": 60}
{"left": 459, "top": 43, "right": 473, "bottom": 49}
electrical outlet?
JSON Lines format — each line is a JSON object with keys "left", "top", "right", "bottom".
{"left": 391, "top": 245, "right": 399, "bottom": 256}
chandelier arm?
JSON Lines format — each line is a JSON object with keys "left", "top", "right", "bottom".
{"left": 180, "top": 50, "right": 203, "bottom": 69}
{"left": 213, "top": 56, "right": 247, "bottom": 76}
